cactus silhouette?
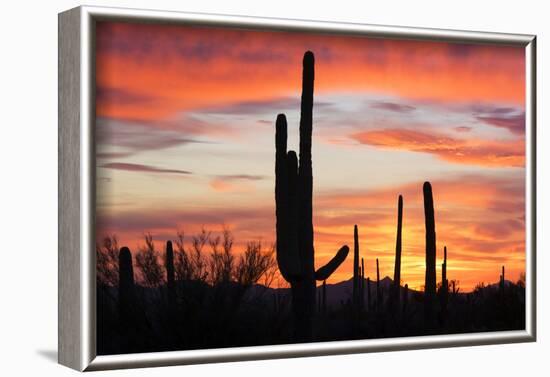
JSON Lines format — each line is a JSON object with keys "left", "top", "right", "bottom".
{"left": 440, "top": 245, "right": 449, "bottom": 323}
{"left": 353, "top": 225, "right": 360, "bottom": 312}
{"left": 500, "top": 265, "right": 505, "bottom": 291}
{"left": 367, "top": 277, "right": 372, "bottom": 311}
{"left": 376, "top": 258, "right": 381, "bottom": 311}
{"left": 392, "top": 195, "right": 403, "bottom": 310}
{"left": 403, "top": 283, "right": 409, "bottom": 314}
{"left": 423, "top": 181, "right": 437, "bottom": 329}
{"left": 361, "top": 257, "right": 365, "bottom": 311}
{"left": 442, "top": 247, "right": 448, "bottom": 291}
{"left": 165, "top": 240, "right": 176, "bottom": 306}
{"left": 118, "top": 246, "right": 135, "bottom": 326}
{"left": 275, "top": 51, "right": 349, "bottom": 341}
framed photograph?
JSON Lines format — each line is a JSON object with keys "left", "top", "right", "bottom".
{"left": 58, "top": 6, "right": 536, "bottom": 371}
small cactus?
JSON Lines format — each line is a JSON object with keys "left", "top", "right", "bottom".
{"left": 165, "top": 241, "right": 176, "bottom": 304}
{"left": 118, "top": 246, "right": 135, "bottom": 326}
{"left": 440, "top": 245, "right": 449, "bottom": 322}
{"left": 367, "top": 277, "right": 372, "bottom": 312}
{"left": 361, "top": 257, "right": 365, "bottom": 311}
{"left": 500, "top": 265, "right": 505, "bottom": 291}
{"left": 376, "top": 258, "right": 381, "bottom": 311}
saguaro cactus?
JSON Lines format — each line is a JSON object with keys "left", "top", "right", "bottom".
{"left": 423, "top": 181, "right": 437, "bottom": 329}
{"left": 500, "top": 265, "right": 505, "bottom": 291}
{"left": 118, "top": 246, "right": 135, "bottom": 326}
{"left": 440, "top": 245, "right": 449, "bottom": 322}
{"left": 166, "top": 241, "right": 175, "bottom": 288}
{"left": 376, "top": 258, "right": 381, "bottom": 310}
{"left": 441, "top": 246, "right": 447, "bottom": 292}
{"left": 392, "top": 195, "right": 403, "bottom": 308}
{"left": 361, "top": 257, "right": 365, "bottom": 311}
{"left": 275, "top": 51, "right": 349, "bottom": 341}
{"left": 353, "top": 225, "right": 360, "bottom": 311}
{"left": 165, "top": 240, "right": 177, "bottom": 310}
{"left": 367, "top": 277, "right": 372, "bottom": 311}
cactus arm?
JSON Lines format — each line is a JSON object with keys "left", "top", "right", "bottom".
{"left": 314, "top": 245, "right": 350, "bottom": 281}
{"left": 275, "top": 115, "right": 301, "bottom": 282}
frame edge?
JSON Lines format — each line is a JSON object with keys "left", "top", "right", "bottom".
{"left": 58, "top": 6, "right": 83, "bottom": 372}
{"left": 68, "top": 5, "right": 537, "bottom": 371}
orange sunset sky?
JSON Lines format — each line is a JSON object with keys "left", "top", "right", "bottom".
{"left": 95, "top": 21, "right": 526, "bottom": 292}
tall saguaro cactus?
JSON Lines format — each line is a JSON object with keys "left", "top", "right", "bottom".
{"left": 118, "top": 246, "right": 135, "bottom": 326}
{"left": 275, "top": 51, "right": 349, "bottom": 341}
{"left": 353, "top": 225, "right": 360, "bottom": 310}
{"left": 423, "top": 182, "right": 437, "bottom": 329}
{"left": 392, "top": 195, "right": 403, "bottom": 308}
{"left": 440, "top": 245, "right": 449, "bottom": 322}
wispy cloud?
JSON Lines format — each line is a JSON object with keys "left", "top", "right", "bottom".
{"left": 477, "top": 113, "right": 525, "bottom": 135}
{"left": 209, "top": 174, "right": 266, "bottom": 192}
{"left": 370, "top": 101, "right": 416, "bottom": 113}
{"left": 96, "top": 116, "right": 217, "bottom": 159}
{"left": 100, "top": 162, "right": 192, "bottom": 175}
{"left": 351, "top": 128, "right": 524, "bottom": 167}
{"left": 454, "top": 126, "right": 472, "bottom": 133}
{"left": 213, "top": 174, "right": 265, "bottom": 181}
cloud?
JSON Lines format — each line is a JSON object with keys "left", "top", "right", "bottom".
{"left": 208, "top": 174, "right": 266, "bottom": 192}
{"left": 95, "top": 116, "right": 217, "bottom": 158}
{"left": 96, "top": 152, "right": 135, "bottom": 159}
{"left": 197, "top": 97, "right": 300, "bottom": 115}
{"left": 351, "top": 128, "right": 524, "bottom": 167}
{"left": 96, "top": 22, "right": 525, "bottom": 123}
{"left": 465, "top": 104, "right": 526, "bottom": 135}
{"left": 195, "top": 97, "right": 334, "bottom": 116}
{"left": 100, "top": 162, "right": 192, "bottom": 175}
{"left": 477, "top": 113, "right": 525, "bottom": 135}
{"left": 214, "top": 174, "right": 265, "bottom": 181}
{"left": 96, "top": 87, "right": 159, "bottom": 107}
{"left": 370, "top": 101, "right": 416, "bottom": 113}
{"left": 454, "top": 126, "right": 472, "bottom": 133}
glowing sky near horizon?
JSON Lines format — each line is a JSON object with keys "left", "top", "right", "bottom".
{"left": 95, "top": 21, "right": 526, "bottom": 291}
